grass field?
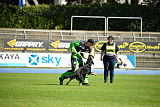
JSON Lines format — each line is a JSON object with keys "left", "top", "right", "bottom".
{"left": 0, "top": 73, "right": 160, "bottom": 107}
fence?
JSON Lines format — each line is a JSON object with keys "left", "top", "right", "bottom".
{"left": 1, "top": 29, "right": 159, "bottom": 40}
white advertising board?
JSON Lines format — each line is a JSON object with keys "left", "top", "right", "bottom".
{"left": 93, "top": 54, "right": 135, "bottom": 69}
{"left": 0, "top": 52, "right": 135, "bottom": 68}
{"left": 0, "top": 52, "right": 27, "bottom": 67}
{"left": 26, "top": 53, "right": 71, "bottom": 67}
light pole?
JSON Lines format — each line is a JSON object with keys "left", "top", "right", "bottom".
{"left": 100, "top": 0, "right": 102, "bottom": 7}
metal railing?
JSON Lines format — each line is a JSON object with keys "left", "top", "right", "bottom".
{"left": 50, "top": 30, "right": 86, "bottom": 40}
{"left": 15, "top": 29, "right": 50, "bottom": 39}
{"left": 0, "top": 29, "right": 159, "bottom": 42}
{"left": 132, "top": 33, "right": 157, "bottom": 42}
{"left": 71, "top": 16, "right": 107, "bottom": 36}
{"left": 0, "top": 32, "right": 25, "bottom": 38}
{"left": 14, "top": 29, "right": 86, "bottom": 40}
{"left": 107, "top": 17, "right": 143, "bottom": 37}
{"left": 85, "top": 35, "right": 120, "bottom": 41}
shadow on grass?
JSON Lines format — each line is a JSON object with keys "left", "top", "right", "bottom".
{"left": 35, "top": 83, "right": 59, "bottom": 86}
{"left": 35, "top": 83, "right": 79, "bottom": 86}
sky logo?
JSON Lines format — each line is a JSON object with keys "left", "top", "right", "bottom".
{"left": 41, "top": 55, "right": 61, "bottom": 66}
{"left": 29, "top": 55, "right": 39, "bottom": 65}
{"left": 29, "top": 54, "right": 61, "bottom": 66}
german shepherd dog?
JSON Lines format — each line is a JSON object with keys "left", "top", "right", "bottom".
{"left": 63, "top": 55, "right": 96, "bottom": 86}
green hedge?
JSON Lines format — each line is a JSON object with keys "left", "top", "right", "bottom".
{"left": 0, "top": 3, "right": 160, "bottom": 32}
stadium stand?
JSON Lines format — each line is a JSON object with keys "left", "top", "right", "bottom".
{"left": 0, "top": 28, "right": 160, "bottom": 69}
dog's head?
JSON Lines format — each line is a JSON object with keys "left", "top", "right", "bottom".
{"left": 86, "top": 55, "right": 94, "bottom": 66}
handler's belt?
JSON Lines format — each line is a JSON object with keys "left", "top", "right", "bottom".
{"left": 104, "top": 53, "right": 116, "bottom": 56}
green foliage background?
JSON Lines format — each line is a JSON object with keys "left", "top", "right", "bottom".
{"left": 0, "top": 3, "right": 160, "bottom": 31}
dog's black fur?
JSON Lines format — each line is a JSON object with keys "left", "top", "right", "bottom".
{"left": 64, "top": 55, "right": 95, "bottom": 85}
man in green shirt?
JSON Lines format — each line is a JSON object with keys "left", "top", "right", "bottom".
{"left": 59, "top": 39, "right": 95, "bottom": 86}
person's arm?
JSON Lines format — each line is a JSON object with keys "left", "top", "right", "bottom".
{"left": 115, "top": 44, "right": 119, "bottom": 62}
{"left": 70, "top": 40, "right": 80, "bottom": 54}
{"left": 116, "top": 52, "right": 119, "bottom": 62}
{"left": 100, "top": 43, "right": 105, "bottom": 61}
{"left": 89, "top": 48, "right": 95, "bottom": 58}
{"left": 100, "top": 51, "right": 104, "bottom": 61}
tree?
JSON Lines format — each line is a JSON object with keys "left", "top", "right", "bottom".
{"left": 148, "top": 0, "right": 160, "bottom": 7}
{"left": 0, "top": 0, "right": 18, "bottom": 5}
{"left": 131, "top": 0, "right": 138, "bottom": 5}
{"left": 107, "top": 0, "right": 116, "bottom": 2}
{"left": 125, "top": 0, "right": 128, "bottom": 4}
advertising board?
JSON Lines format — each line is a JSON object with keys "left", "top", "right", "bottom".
{"left": 4, "top": 39, "right": 160, "bottom": 54}
{"left": 95, "top": 41, "right": 160, "bottom": 53}
{"left": 4, "top": 39, "right": 70, "bottom": 52}
{"left": 93, "top": 54, "right": 135, "bottom": 69}
{"left": 0, "top": 52, "right": 135, "bottom": 69}
{"left": 0, "top": 52, "right": 27, "bottom": 67}
{"left": 27, "top": 53, "right": 71, "bottom": 67}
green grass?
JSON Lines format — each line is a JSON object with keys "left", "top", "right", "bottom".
{"left": 0, "top": 73, "right": 160, "bottom": 107}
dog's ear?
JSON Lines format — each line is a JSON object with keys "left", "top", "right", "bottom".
{"left": 92, "top": 61, "right": 94, "bottom": 65}
{"left": 88, "top": 55, "right": 94, "bottom": 61}
{"left": 80, "top": 53, "right": 84, "bottom": 57}
{"left": 88, "top": 55, "right": 94, "bottom": 59}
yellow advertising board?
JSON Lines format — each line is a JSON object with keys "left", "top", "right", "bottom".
{"left": 95, "top": 41, "right": 160, "bottom": 53}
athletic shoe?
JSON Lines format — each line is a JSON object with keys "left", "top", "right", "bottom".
{"left": 82, "top": 83, "right": 90, "bottom": 86}
{"left": 104, "top": 81, "right": 108, "bottom": 83}
{"left": 59, "top": 77, "right": 63, "bottom": 85}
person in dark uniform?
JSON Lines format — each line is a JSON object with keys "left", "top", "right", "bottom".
{"left": 100, "top": 36, "right": 119, "bottom": 83}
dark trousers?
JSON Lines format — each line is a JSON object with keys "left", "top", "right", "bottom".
{"left": 103, "top": 60, "right": 116, "bottom": 82}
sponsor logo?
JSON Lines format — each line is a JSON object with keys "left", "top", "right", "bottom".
{"left": 29, "top": 55, "right": 39, "bottom": 65}
{"left": 129, "top": 42, "right": 146, "bottom": 52}
{"left": 0, "top": 53, "right": 19, "bottom": 59}
{"left": 7, "top": 39, "right": 44, "bottom": 48}
{"left": 58, "top": 43, "right": 70, "bottom": 48}
{"left": 118, "top": 42, "right": 129, "bottom": 49}
{"left": 95, "top": 41, "right": 106, "bottom": 52}
{"left": 7, "top": 39, "right": 16, "bottom": 48}
{"left": 29, "top": 54, "right": 61, "bottom": 66}
{"left": 147, "top": 43, "right": 160, "bottom": 50}
{"left": 51, "top": 40, "right": 70, "bottom": 49}
{"left": 51, "top": 40, "right": 60, "bottom": 48}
